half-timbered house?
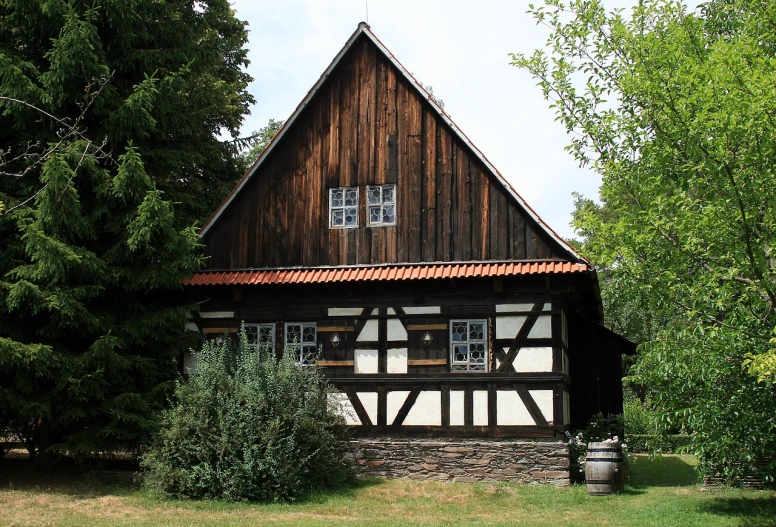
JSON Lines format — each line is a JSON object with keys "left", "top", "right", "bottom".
{"left": 183, "top": 23, "right": 634, "bottom": 483}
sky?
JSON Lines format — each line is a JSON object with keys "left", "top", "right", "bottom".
{"left": 229, "top": 0, "right": 700, "bottom": 240}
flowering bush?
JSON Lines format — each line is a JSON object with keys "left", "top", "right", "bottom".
{"left": 566, "top": 413, "right": 628, "bottom": 483}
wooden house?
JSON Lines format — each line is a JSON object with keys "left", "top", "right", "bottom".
{"left": 183, "top": 23, "right": 634, "bottom": 482}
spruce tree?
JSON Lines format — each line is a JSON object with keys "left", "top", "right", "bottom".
{"left": 0, "top": 0, "right": 253, "bottom": 460}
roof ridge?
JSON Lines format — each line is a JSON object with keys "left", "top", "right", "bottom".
{"left": 199, "top": 23, "right": 587, "bottom": 264}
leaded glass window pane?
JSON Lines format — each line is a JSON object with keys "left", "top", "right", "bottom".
{"left": 383, "top": 205, "right": 395, "bottom": 224}
{"left": 344, "top": 188, "right": 358, "bottom": 206}
{"left": 452, "top": 321, "right": 467, "bottom": 342}
{"left": 450, "top": 319, "right": 488, "bottom": 372}
{"left": 368, "top": 187, "right": 381, "bottom": 205}
{"left": 245, "top": 323, "right": 275, "bottom": 353}
{"left": 344, "top": 207, "right": 357, "bottom": 226}
{"left": 329, "top": 187, "right": 358, "bottom": 228}
{"left": 366, "top": 184, "right": 397, "bottom": 226}
{"left": 285, "top": 322, "right": 318, "bottom": 365}
{"left": 331, "top": 189, "right": 343, "bottom": 207}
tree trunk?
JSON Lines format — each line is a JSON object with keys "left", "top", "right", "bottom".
{"left": 32, "top": 420, "right": 55, "bottom": 474}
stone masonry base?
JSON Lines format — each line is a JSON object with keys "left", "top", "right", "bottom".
{"left": 348, "top": 437, "right": 570, "bottom": 485}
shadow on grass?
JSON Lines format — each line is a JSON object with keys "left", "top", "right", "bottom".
{"left": 618, "top": 487, "right": 647, "bottom": 496}
{"left": 294, "top": 477, "right": 386, "bottom": 504}
{"left": 628, "top": 455, "right": 700, "bottom": 488}
{"left": 699, "top": 495, "right": 776, "bottom": 527}
{"left": 0, "top": 458, "right": 135, "bottom": 498}
{"left": 135, "top": 476, "right": 385, "bottom": 512}
{"left": 1, "top": 457, "right": 385, "bottom": 507}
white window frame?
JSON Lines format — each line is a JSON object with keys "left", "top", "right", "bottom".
{"left": 329, "top": 187, "right": 359, "bottom": 229}
{"left": 284, "top": 322, "right": 319, "bottom": 365}
{"left": 450, "top": 319, "right": 488, "bottom": 373}
{"left": 245, "top": 323, "right": 275, "bottom": 353}
{"left": 366, "top": 184, "right": 397, "bottom": 226}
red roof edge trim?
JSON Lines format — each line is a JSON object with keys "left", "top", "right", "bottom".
{"left": 183, "top": 261, "right": 590, "bottom": 286}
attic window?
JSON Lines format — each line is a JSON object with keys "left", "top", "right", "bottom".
{"left": 329, "top": 187, "right": 358, "bottom": 228}
{"left": 367, "top": 185, "right": 396, "bottom": 226}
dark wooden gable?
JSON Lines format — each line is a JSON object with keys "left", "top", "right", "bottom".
{"left": 203, "top": 33, "right": 573, "bottom": 270}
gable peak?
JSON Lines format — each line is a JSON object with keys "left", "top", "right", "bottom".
{"left": 199, "top": 22, "right": 586, "bottom": 264}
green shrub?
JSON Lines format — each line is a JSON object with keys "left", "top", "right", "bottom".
{"left": 626, "top": 434, "right": 692, "bottom": 454}
{"left": 140, "top": 328, "right": 353, "bottom": 502}
{"left": 623, "top": 397, "right": 658, "bottom": 436}
{"left": 623, "top": 397, "right": 694, "bottom": 454}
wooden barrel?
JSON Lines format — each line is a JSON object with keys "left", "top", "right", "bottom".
{"left": 585, "top": 442, "right": 625, "bottom": 495}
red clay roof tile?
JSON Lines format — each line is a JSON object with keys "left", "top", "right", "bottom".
{"left": 182, "top": 261, "right": 589, "bottom": 286}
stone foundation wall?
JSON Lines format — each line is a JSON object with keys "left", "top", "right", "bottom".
{"left": 348, "top": 437, "right": 569, "bottom": 485}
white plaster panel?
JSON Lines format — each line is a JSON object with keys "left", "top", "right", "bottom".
{"left": 496, "top": 390, "right": 534, "bottom": 425}
{"left": 450, "top": 390, "right": 465, "bottom": 426}
{"left": 183, "top": 351, "right": 198, "bottom": 374}
{"left": 357, "top": 319, "right": 379, "bottom": 341}
{"left": 387, "top": 390, "right": 410, "bottom": 425}
{"left": 354, "top": 349, "right": 379, "bottom": 373}
{"left": 563, "top": 391, "right": 571, "bottom": 425}
{"left": 528, "top": 315, "right": 552, "bottom": 339}
{"left": 328, "top": 392, "right": 361, "bottom": 425}
{"left": 199, "top": 311, "right": 234, "bottom": 319}
{"left": 404, "top": 391, "right": 442, "bottom": 425}
{"left": 473, "top": 390, "right": 488, "bottom": 426}
{"left": 387, "top": 348, "right": 408, "bottom": 374}
{"left": 495, "top": 304, "right": 534, "bottom": 313}
{"left": 387, "top": 308, "right": 396, "bottom": 315}
{"left": 357, "top": 392, "right": 378, "bottom": 425}
{"left": 562, "top": 350, "right": 569, "bottom": 374}
{"left": 186, "top": 322, "right": 199, "bottom": 332}
{"left": 513, "top": 347, "right": 553, "bottom": 373}
{"left": 543, "top": 303, "right": 552, "bottom": 311}
{"left": 402, "top": 306, "right": 441, "bottom": 314}
{"left": 530, "top": 389, "right": 554, "bottom": 423}
{"left": 328, "top": 307, "right": 364, "bottom": 317}
{"left": 495, "top": 316, "right": 526, "bottom": 339}
{"left": 371, "top": 308, "right": 380, "bottom": 315}
{"left": 387, "top": 319, "right": 407, "bottom": 341}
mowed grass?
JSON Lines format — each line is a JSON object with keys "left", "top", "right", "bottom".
{"left": 1, "top": 455, "right": 774, "bottom": 527}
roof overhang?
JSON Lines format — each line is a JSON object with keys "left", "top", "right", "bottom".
{"left": 571, "top": 315, "right": 638, "bottom": 355}
{"left": 183, "top": 260, "right": 590, "bottom": 286}
{"left": 199, "top": 22, "right": 587, "bottom": 264}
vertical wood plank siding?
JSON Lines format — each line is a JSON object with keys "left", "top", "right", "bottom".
{"left": 204, "top": 35, "right": 565, "bottom": 269}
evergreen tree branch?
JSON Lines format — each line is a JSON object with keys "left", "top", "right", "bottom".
{"left": 0, "top": 77, "right": 115, "bottom": 216}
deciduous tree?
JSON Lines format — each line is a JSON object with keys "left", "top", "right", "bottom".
{"left": 514, "top": 0, "right": 776, "bottom": 482}
{"left": 236, "top": 118, "right": 285, "bottom": 173}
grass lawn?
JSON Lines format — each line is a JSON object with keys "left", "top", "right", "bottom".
{"left": 1, "top": 454, "right": 774, "bottom": 527}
